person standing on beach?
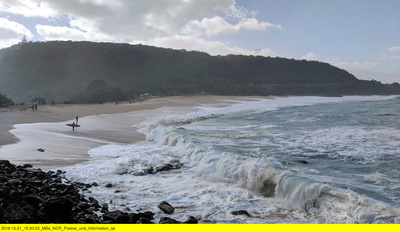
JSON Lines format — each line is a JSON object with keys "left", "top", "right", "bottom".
{"left": 72, "top": 122, "right": 75, "bottom": 131}
{"left": 76, "top": 116, "right": 79, "bottom": 124}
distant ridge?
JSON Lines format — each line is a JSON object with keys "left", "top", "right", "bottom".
{"left": 0, "top": 41, "right": 399, "bottom": 103}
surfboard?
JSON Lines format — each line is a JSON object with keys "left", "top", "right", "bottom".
{"left": 66, "top": 124, "right": 81, "bottom": 127}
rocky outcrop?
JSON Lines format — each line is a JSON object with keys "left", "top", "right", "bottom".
{"left": 0, "top": 160, "right": 198, "bottom": 224}
{"left": 0, "top": 160, "right": 103, "bottom": 223}
{"left": 159, "top": 216, "right": 198, "bottom": 224}
{"left": 158, "top": 201, "right": 175, "bottom": 214}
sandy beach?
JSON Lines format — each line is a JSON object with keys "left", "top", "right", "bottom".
{"left": 0, "top": 95, "right": 246, "bottom": 168}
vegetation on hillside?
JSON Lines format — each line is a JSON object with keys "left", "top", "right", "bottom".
{"left": 0, "top": 41, "right": 399, "bottom": 103}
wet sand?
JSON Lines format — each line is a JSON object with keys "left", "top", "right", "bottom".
{"left": 0, "top": 95, "right": 249, "bottom": 168}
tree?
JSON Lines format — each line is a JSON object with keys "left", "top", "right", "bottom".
{"left": 0, "top": 93, "right": 14, "bottom": 106}
{"left": 21, "top": 35, "right": 27, "bottom": 44}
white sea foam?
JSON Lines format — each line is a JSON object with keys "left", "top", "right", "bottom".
{"left": 60, "top": 95, "right": 400, "bottom": 223}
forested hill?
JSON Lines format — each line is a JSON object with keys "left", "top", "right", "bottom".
{"left": 0, "top": 41, "right": 399, "bottom": 103}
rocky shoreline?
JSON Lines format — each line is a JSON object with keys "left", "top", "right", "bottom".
{"left": 0, "top": 160, "right": 198, "bottom": 224}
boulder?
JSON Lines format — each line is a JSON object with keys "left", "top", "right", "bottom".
{"left": 231, "top": 210, "right": 251, "bottom": 217}
{"left": 7, "top": 179, "right": 23, "bottom": 186}
{"left": 129, "top": 211, "right": 154, "bottom": 223}
{"left": 84, "top": 214, "right": 103, "bottom": 223}
{"left": 0, "top": 207, "right": 5, "bottom": 222}
{"left": 89, "top": 197, "right": 101, "bottom": 209}
{"left": 184, "top": 216, "right": 198, "bottom": 224}
{"left": 102, "top": 210, "right": 131, "bottom": 223}
{"left": 3, "top": 204, "right": 29, "bottom": 223}
{"left": 159, "top": 217, "right": 180, "bottom": 224}
{"left": 43, "top": 197, "right": 74, "bottom": 222}
{"left": 22, "top": 204, "right": 42, "bottom": 223}
{"left": 23, "top": 194, "right": 42, "bottom": 208}
{"left": 136, "top": 217, "right": 153, "bottom": 224}
{"left": 155, "top": 161, "right": 182, "bottom": 173}
{"left": 158, "top": 201, "right": 175, "bottom": 214}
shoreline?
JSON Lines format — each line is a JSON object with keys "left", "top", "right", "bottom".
{"left": 0, "top": 95, "right": 258, "bottom": 168}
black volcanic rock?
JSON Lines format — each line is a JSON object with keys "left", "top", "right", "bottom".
{"left": 0, "top": 160, "right": 102, "bottom": 223}
{"left": 102, "top": 210, "right": 131, "bottom": 223}
{"left": 158, "top": 201, "right": 175, "bottom": 214}
{"left": 159, "top": 216, "right": 198, "bottom": 224}
{"left": 0, "top": 160, "right": 200, "bottom": 224}
{"left": 184, "top": 216, "right": 199, "bottom": 224}
{"left": 159, "top": 217, "right": 180, "bottom": 224}
{"left": 3, "top": 204, "right": 29, "bottom": 223}
{"left": 42, "top": 196, "right": 74, "bottom": 221}
{"left": 231, "top": 210, "right": 251, "bottom": 217}
{"left": 155, "top": 161, "right": 182, "bottom": 173}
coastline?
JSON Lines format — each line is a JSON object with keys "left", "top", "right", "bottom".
{"left": 0, "top": 95, "right": 253, "bottom": 168}
{"left": 1, "top": 95, "right": 398, "bottom": 223}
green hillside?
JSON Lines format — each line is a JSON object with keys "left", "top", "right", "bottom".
{"left": 0, "top": 41, "right": 399, "bottom": 103}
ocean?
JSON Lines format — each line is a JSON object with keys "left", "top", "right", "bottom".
{"left": 60, "top": 96, "right": 400, "bottom": 223}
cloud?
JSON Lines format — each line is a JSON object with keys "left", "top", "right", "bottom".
{"left": 36, "top": 25, "right": 90, "bottom": 41}
{"left": 1, "top": 0, "right": 280, "bottom": 40}
{"left": 380, "top": 53, "right": 400, "bottom": 60}
{"left": 388, "top": 46, "right": 400, "bottom": 53}
{"left": 380, "top": 46, "right": 400, "bottom": 61}
{"left": 301, "top": 52, "right": 379, "bottom": 71}
{"left": 0, "top": 17, "right": 32, "bottom": 47}
{"left": 0, "top": 0, "right": 279, "bottom": 58}
{"left": 227, "top": 1, "right": 256, "bottom": 18}
{"left": 183, "top": 16, "right": 237, "bottom": 37}
{"left": 36, "top": 0, "right": 237, "bottom": 40}
{"left": 304, "top": 47, "right": 400, "bottom": 75}
{"left": 0, "top": 0, "right": 58, "bottom": 18}
{"left": 301, "top": 52, "right": 318, "bottom": 61}
{"left": 36, "top": 18, "right": 114, "bottom": 42}
{"left": 183, "top": 16, "right": 282, "bottom": 37}
{"left": 140, "top": 35, "right": 276, "bottom": 57}
{"left": 334, "top": 61, "right": 379, "bottom": 70}
{"left": 2, "top": 0, "right": 235, "bottom": 39}
{"left": 376, "top": 46, "right": 400, "bottom": 61}
{"left": 0, "top": 17, "right": 32, "bottom": 38}
{"left": 240, "top": 18, "right": 282, "bottom": 31}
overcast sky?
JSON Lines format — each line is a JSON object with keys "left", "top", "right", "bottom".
{"left": 0, "top": 0, "right": 399, "bottom": 82}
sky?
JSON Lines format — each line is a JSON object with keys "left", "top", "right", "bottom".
{"left": 0, "top": 0, "right": 399, "bottom": 82}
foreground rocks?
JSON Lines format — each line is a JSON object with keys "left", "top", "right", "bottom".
{"left": 158, "top": 201, "right": 175, "bottom": 214}
{"left": 0, "top": 160, "right": 197, "bottom": 224}
{"left": 231, "top": 210, "right": 251, "bottom": 217}
{"left": 0, "top": 160, "right": 103, "bottom": 223}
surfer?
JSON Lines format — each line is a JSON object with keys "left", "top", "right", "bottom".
{"left": 76, "top": 116, "right": 79, "bottom": 124}
{"left": 72, "top": 122, "right": 75, "bottom": 131}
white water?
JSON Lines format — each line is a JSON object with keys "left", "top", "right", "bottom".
{"left": 50, "top": 96, "right": 400, "bottom": 223}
